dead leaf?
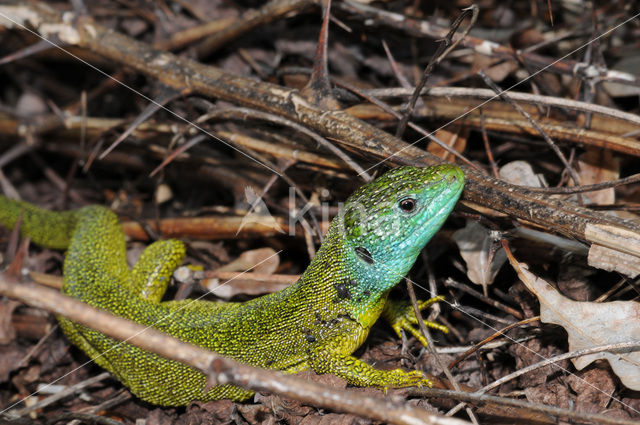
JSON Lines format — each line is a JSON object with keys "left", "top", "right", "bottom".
{"left": 298, "top": 413, "right": 364, "bottom": 425}
{"left": 557, "top": 264, "right": 597, "bottom": 302}
{"left": 154, "top": 184, "right": 173, "bottom": 205}
{"left": 509, "top": 338, "right": 567, "bottom": 387}
{"left": 524, "top": 383, "right": 571, "bottom": 409}
{"left": 426, "top": 126, "right": 468, "bottom": 161}
{"left": 453, "top": 220, "right": 507, "bottom": 286}
{"left": 216, "top": 247, "right": 279, "bottom": 274}
{"left": 237, "top": 403, "right": 276, "bottom": 424}
{"left": 471, "top": 54, "right": 518, "bottom": 82}
{"left": 567, "top": 368, "right": 616, "bottom": 413}
{"left": 184, "top": 401, "right": 235, "bottom": 425}
{"left": 484, "top": 60, "right": 519, "bottom": 82}
{"left": 511, "top": 257, "right": 640, "bottom": 391}
{"left": 15, "top": 92, "right": 47, "bottom": 116}
{"left": 575, "top": 149, "right": 619, "bottom": 205}
{"left": 203, "top": 272, "right": 297, "bottom": 299}
{"left": 511, "top": 28, "right": 545, "bottom": 49}
{"left": 499, "top": 161, "right": 544, "bottom": 187}
{"left": 146, "top": 408, "right": 175, "bottom": 425}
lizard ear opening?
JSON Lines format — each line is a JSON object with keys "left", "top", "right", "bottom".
{"left": 355, "top": 246, "right": 374, "bottom": 264}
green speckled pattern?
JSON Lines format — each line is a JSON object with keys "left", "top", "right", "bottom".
{"left": 0, "top": 165, "right": 464, "bottom": 406}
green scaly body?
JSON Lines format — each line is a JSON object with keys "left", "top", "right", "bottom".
{"left": 0, "top": 165, "right": 464, "bottom": 406}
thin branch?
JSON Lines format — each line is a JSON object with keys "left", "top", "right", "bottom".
{"left": 194, "top": 0, "right": 314, "bottom": 58}
{"left": 406, "top": 279, "right": 480, "bottom": 425}
{"left": 477, "top": 71, "right": 581, "bottom": 186}
{"left": 395, "top": 6, "right": 478, "bottom": 138}
{"left": 364, "top": 86, "right": 640, "bottom": 128}
{"left": 0, "top": 272, "right": 470, "bottom": 425}
{"left": 336, "top": 78, "right": 480, "bottom": 170}
{"left": 3, "top": 3, "right": 639, "bottom": 260}
{"left": 9, "top": 372, "right": 112, "bottom": 418}
{"left": 412, "top": 387, "right": 640, "bottom": 425}
{"left": 525, "top": 172, "right": 640, "bottom": 194}
{"left": 338, "top": 1, "right": 640, "bottom": 88}
{"left": 448, "top": 316, "right": 540, "bottom": 370}
{"left": 477, "top": 339, "right": 640, "bottom": 396}
{"left": 187, "top": 107, "right": 371, "bottom": 180}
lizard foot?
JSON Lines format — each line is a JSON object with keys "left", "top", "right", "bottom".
{"left": 381, "top": 368, "right": 434, "bottom": 390}
{"left": 383, "top": 296, "right": 449, "bottom": 347}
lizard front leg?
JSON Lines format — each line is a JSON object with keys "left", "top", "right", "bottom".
{"left": 382, "top": 296, "right": 449, "bottom": 347}
{"left": 307, "top": 346, "right": 434, "bottom": 389}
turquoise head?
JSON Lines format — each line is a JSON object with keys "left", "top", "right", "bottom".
{"left": 337, "top": 164, "right": 464, "bottom": 293}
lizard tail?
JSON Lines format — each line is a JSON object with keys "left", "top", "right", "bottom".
{"left": 0, "top": 196, "right": 78, "bottom": 250}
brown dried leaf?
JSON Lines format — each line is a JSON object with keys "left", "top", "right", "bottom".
{"left": 147, "top": 408, "right": 176, "bottom": 425}
{"left": 524, "top": 383, "right": 571, "bottom": 409}
{"left": 483, "top": 59, "right": 519, "bottom": 82}
{"left": 202, "top": 272, "right": 297, "bottom": 299}
{"left": 293, "top": 369, "right": 348, "bottom": 390}
{"left": 575, "top": 149, "right": 619, "bottom": 205}
{"left": 566, "top": 368, "right": 616, "bottom": 413}
{"left": 0, "top": 344, "right": 26, "bottom": 383}
{"left": 426, "top": 126, "right": 468, "bottom": 161}
{"left": 509, "top": 338, "right": 567, "bottom": 387}
{"left": 154, "top": 183, "right": 173, "bottom": 205}
{"left": 237, "top": 403, "right": 276, "bottom": 424}
{"left": 557, "top": 264, "right": 597, "bottom": 302}
{"left": 179, "top": 400, "right": 234, "bottom": 425}
{"left": 217, "top": 247, "right": 280, "bottom": 274}
{"left": 511, "top": 27, "right": 545, "bottom": 49}
{"left": 298, "top": 413, "right": 366, "bottom": 425}
{"left": 252, "top": 370, "right": 347, "bottom": 423}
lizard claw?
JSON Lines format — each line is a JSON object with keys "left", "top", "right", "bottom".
{"left": 385, "top": 296, "right": 449, "bottom": 347}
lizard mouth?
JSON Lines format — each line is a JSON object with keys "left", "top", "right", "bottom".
{"left": 433, "top": 186, "right": 463, "bottom": 220}
{"left": 412, "top": 175, "right": 464, "bottom": 242}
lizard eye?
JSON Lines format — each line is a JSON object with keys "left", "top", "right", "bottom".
{"left": 398, "top": 198, "right": 416, "bottom": 213}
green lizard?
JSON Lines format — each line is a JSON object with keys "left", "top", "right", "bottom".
{"left": 0, "top": 164, "right": 464, "bottom": 406}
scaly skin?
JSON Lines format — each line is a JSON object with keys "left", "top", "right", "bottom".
{"left": 0, "top": 165, "right": 464, "bottom": 406}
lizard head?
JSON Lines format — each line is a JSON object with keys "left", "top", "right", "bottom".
{"left": 338, "top": 164, "right": 464, "bottom": 290}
